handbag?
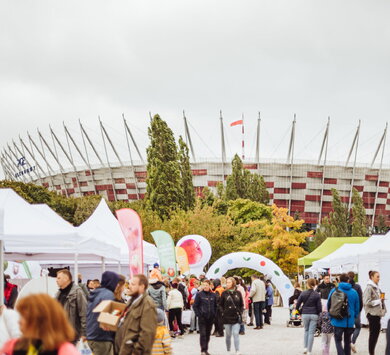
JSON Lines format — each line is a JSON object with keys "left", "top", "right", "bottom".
{"left": 227, "top": 293, "right": 243, "bottom": 324}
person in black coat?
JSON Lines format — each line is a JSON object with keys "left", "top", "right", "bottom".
{"left": 348, "top": 271, "right": 363, "bottom": 352}
{"left": 193, "top": 279, "right": 217, "bottom": 355}
{"left": 220, "top": 277, "right": 243, "bottom": 354}
{"left": 317, "top": 275, "right": 335, "bottom": 300}
{"left": 296, "top": 278, "right": 322, "bottom": 355}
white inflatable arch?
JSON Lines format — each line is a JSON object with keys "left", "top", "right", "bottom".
{"left": 206, "top": 252, "right": 293, "bottom": 307}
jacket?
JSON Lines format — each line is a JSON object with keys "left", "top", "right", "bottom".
{"left": 317, "top": 281, "right": 335, "bottom": 300}
{"left": 167, "top": 289, "right": 184, "bottom": 310}
{"left": 151, "top": 325, "right": 172, "bottom": 355}
{"left": 56, "top": 283, "right": 87, "bottom": 338}
{"left": 115, "top": 293, "right": 157, "bottom": 355}
{"left": 319, "top": 311, "right": 334, "bottom": 334}
{"left": 289, "top": 288, "right": 302, "bottom": 306}
{"left": 296, "top": 289, "right": 321, "bottom": 315}
{"left": 363, "top": 280, "right": 387, "bottom": 317}
{"left": 4, "top": 282, "right": 18, "bottom": 309}
{"left": 220, "top": 290, "right": 243, "bottom": 324}
{"left": 249, "top": 279, "right": 266, "bottom": 302}
{"left": 193, "top": 290, "right": 217, "bottom": 320}
{"left": 148, "top": 284, "right": 167, "bottom": 311}
{"left": 1, "top": 339, "right": 79, "bottom": 355}
{"left": 266, "top": 285, "right": 274, "bottom": 306}
{"left": 87, "top": 271, "right": 119, "bottom": 342}
{"left": 350, "top": 279, "right": 363, "bottom": 313}
{"left": 328, "top": 282, "right": 360, "bottom": 328}
{"left": 0, "top": 308, "right": 20, "bottom": 348}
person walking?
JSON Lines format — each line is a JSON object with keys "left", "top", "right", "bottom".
{"left": 317, "top": 275, "right": 335, "bottom": 300}
{"left": 148, "top": 278, "right": 168, "bottom": 311}
{"left": 212, "top": 279, "right": 225, "bottom": 337}
{"left": 348, "top": 271, "right": 363, "bottom": 353}
{"left": 249, "top": 274, "right": 266, "bottom": 330}
{"left": 328, "top": 273, "right": 359, "bottom": 355}
{"left": 265, "top": 280, "right": 274, "bottom": 325}
{"left": 189, "top": 279, "right": 200, "bottom": 334}
{"left": 3, "top": 276, "right": 18, "bottom": 309}
{"left": 115, "top": 274, "right": 157, "bottom": 355}
{"left": 167, "top": 282, "right": 185, "bottom": 337}
{"left": 1, "top": 294, "right": 79, "bottom": 354}
{"left": 193, "top": 279, "right": 217, "bottom": 355}
{"left": 296, "top": 278, "right": 322, "bottom": 355}
{"left": 220, "top": 277, "right": 244, "bottom": 355}
{"left": 86, "top": 271, "right": 120, "bottom": 355}
{"left": 56, "top": 269, "right": 87, "bottom": 342}
{"left": 152, "top": 309, "right": 172, "bottom": 355}
{"left": 319, "top": 300, "right": 333, "bottom": 355}
{"left": 363, "top": 270, "right": 387, "bottom": 355}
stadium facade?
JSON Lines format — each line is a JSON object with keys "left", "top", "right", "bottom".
{"left": 1, "top": 115, "right": 389, "bottom": 228}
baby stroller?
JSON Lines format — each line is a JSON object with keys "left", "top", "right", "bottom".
{"left": 286, "top": 301, "right": 303, "bottom": 327}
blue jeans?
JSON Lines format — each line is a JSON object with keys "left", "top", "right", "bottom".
{"left": 352, "top": 314, "right": 361, "bottom": 345}
{"left": 253, "top": 301, "right": 265, "bottom": 327}
{"left": 334, "top": 326, "right": 354, "bottom": 355}
{"left": 302, "top": 314, "right": 319, "bottom": 352}
{"left": 224, "top": 323, "right": 240, "bottom": 352}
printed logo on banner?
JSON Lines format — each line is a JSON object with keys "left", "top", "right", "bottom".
{"left": 15, "top": 156, "right": 36, "bottom": 178}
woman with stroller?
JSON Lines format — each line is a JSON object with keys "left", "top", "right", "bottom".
{"left": 296, "top": 278, "right": 322, "bottom": 355}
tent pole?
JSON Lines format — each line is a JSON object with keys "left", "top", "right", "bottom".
{"left": 102, "top": 257, "right": 106, "bottom": 273}
{"left": 117, "top": 261, "right": 121, "bottom": 274}
{"left": 74, "top": 253, "right": 79, "bottom": 283}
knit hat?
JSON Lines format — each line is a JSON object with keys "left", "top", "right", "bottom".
{"left": 156, "top": 308, "right": 165, "bottom": 324}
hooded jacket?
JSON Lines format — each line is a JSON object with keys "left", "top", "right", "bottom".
{"left": 328, "top": 282, "right": 360, "bottom": 328}
{"left": 363, "top": 280, "right": 387, "bottom": 317}
{"left": 350, "top": 279, "right": 363, "bottom": 313}
{"left": 148, "top": 283, "right": 167, "bottom": 311}
{"left": 86, "top": 271, "right": 120, "bottom": 342}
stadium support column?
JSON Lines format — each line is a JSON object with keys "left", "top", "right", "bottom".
{"left": 371, "top": 123, "right": 387, "bottom": 228}
{"left": 123, "top": 114, "right": 140, "bottom": 200}
{"left": 183, "top": 110, "right": 196, "bottom": 162}
{"left": 318, "top": 117, "right": 330, "bottom": 226}
{"left": 19, "top": 136, "right": 46, "bottom": 186}
{"left": 5, "top": 145, "right": 27, "bottom": 183}
{"left": 220, "top": 110, "right": 226, "bottom": 185}
{"left": 64, "top": 123, "right": 98, "bottom": 196}
{"left": 287, "top": 115, "right": 296, "bottom": 216}
{"left": 1, "top": 153, "right": 14, "bottom": 180}
{"left": 255, "top": 112, "right": 261, "bottom": 174}
{"left": 346, "top": 121, "right": 361, "bottom": 212}
{"left": 38, "top": 129, "right": 69, "bottom": 197}
{"left": 99, "top": 117, "right": 118, "bottom": 202}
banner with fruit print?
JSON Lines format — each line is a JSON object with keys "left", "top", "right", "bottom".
{"left": 116, "top": 208, "right": 144, "bottom": 279}
{"left": 176, "top": 235, "right": 212, "bottom": 276}
{"left": 151, "top": 230, "right": 177, "bottom": 278}
{"left": 175, "top": 246, "right": 190, "bottom": 275}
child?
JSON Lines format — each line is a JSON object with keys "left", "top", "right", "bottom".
{"left": 319, "top": 299, "right": 333, "bottom": 355}
{"left": 152, "top": 309, "right": 172, "bottom": 355}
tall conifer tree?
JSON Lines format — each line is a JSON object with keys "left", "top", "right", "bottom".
{"left": 178, "top": 136, "right": 195, "bottom": 211}
{"left": 351, "top": 188, "right": 368, "bottom": 237}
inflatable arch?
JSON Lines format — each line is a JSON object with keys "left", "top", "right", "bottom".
{"left": 206, "top": 252, "right": 293, "bottom": 307}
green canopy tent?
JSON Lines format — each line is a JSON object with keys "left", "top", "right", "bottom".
{"left": 298, "top": 237, "right": 368, "bottom": 267}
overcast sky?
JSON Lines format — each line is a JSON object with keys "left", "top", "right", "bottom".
{"left": 1, "top": 0, "right": 390, "bottom": 178}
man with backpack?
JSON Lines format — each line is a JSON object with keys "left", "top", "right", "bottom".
{"left": 328, "top": 273, "right": 360, "bottom": 355}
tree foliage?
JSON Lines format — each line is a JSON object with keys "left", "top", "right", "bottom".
{"left": 351, "top": 188, "right": 368, "bottom": 237}
{"left": 178, "top": 136, "right": 195, "bottom": 211}
{"left": 146, "top": 114, "right": 183, "bottom": 219}
{"left": 227, "top": 198, "right": 272, "bottom": 225}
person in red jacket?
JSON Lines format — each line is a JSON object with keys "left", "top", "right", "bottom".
{"left": 3, "top": 275, "right": 18, "bottom": 309}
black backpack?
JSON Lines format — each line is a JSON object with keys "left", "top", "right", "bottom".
{"left": 329, "top": 287, "right": 349, "bottom": 320}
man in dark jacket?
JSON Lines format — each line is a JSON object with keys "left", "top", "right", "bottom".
{"left": 87, "top": 271, "right": 120, "bottom": 355}
{"left": 193, "top": 280, "right": 217, "bottom": 355}
{"left": 317, "top": 275, "right": 335, "bottom": 300}
{"left": 115, "top": 274, "right": 157, "bottom": 355}
{"left": 56, "top": 269, "right": 87, "bottom": 342}
{"left": 348, "top": 271, "right": 363, "bottom": 353}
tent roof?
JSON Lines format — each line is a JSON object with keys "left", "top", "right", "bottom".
{"left": 312, "top": 243, "right": 361, "bottom": 269}
{"left": 0, "top": 189, "right": 120, "bottom": 261}
{"left": 77, "top": 199, "right": 158, "bottom": 265}
{"left": 298, "top": 237, "right": 368, "bottom": 266}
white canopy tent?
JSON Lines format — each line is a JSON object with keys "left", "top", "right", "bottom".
{"left": 312, "top": 243, "right": 361, "bottom": 270}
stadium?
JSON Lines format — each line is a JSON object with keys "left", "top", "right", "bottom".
{"left": 1, "top": 115, "right": 390, "bottom": 229}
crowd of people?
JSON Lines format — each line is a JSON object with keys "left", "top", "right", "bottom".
{"left": 291, "top": 271, "right": 390, "bottom": 355}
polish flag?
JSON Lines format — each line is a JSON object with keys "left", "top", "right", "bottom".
{"left": 230, "top": 120, "right": 243, "bottom": 127}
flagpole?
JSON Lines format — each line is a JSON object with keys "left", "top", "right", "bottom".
{"left": 241, "top": 113, "right": 245, "bottom": 161}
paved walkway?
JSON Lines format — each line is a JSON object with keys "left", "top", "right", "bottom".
{"left": 172, "top": 307, "right": 386, "bottom": 355}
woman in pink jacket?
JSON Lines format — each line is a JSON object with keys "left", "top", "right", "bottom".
{"left": 2, "top": 293, "right": 79, "bottom": 355}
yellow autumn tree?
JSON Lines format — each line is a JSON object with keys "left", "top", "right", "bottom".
{"left": 242, "top": 204, "right": 312, "bottom": 275}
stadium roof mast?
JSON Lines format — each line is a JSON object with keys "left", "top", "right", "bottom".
{"left": 183, "top": 110, "right": 196, "bottom": 162}
{"left": 19, "top": 136, "right": 46, "bottom": 184}
{"left": 63, "top": 122, "right": 98, "bottom": 196}
{"left": 99, "top": 117, "right": 118, "bottom": 202}
{"left": 220, "top": 110, "right": 227, "bottom": 185}
{"left": 371, "top": 122, "right": 388, "bottom": 228}
{"left": 318, "top": 117, "right": 331, "bottom": 225}
{"left": 255, "top": 112, "right": 261, "bottom": 172}
{"left": 0, "top": 152, "right": 15, "bottom": 180}
{"left": 346, "top": 120, "right": 361, "bottom": 212}
{"left": 287, "top": 114, "right": 296, "bottom": 216}
{"left": 12, "top": 139, "right": 40, "bottom": 182}
{"left": 123, "top": 114, "right": 144, "bottom": 163}
{"left": 123, "top": 114, "right": 141, "bottom": 200}
{"left": 5, "top": 144, "right": 27, "bottom": 183}
{"left": 38, "top": 129, "right": 69, "bottom": 197}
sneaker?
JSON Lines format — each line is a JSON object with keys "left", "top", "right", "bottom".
{"left": 303, "top": 349, "right": 307, "bottom": 354}
{"left": 351, "top": 344, "right": 357, "bottom": 353}
{"left": 239, "top": 331, "right": 245, "bottom": 335}
{"left": 247, "top": 323, "right": 254, "bottom": 326}
{"left": 189, "top": 330, "right": 194, "bottom": 334}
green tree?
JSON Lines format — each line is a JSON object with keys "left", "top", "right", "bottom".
{"left": 73, "top": 195, "right": 102, "bottom": 225}
{"left": 178, "top": 136, "right": 195, "bottom": 211}
{"left": 351, "top": 188, "right": 368, "bottom": 237}
{"left": 146, "top": 114, "right": 183, "bottom": 219}
{"left": 376, "top": 213, "right": 389, "bottom": 235}
{"left": 227, "top": 198, "right": 272, "bottom": 225}
{"left": 246, "top": 174, "right": 270, "bottom": 204}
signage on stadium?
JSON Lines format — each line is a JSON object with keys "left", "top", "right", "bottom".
{"left": 15, "top": 156, "right": 36, "bottom": 178}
